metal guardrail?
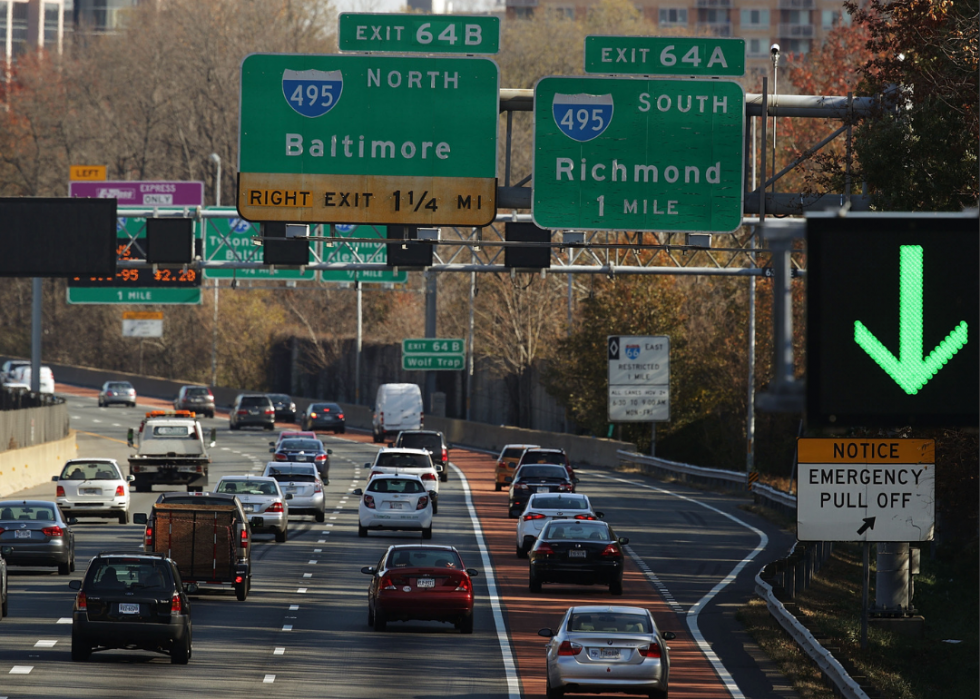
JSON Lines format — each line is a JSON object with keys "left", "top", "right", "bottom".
{"left": 616, "top": 450, "right": 748, "bottom": 488}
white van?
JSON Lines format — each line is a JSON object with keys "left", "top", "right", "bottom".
{"left": 12, "top": 365, "right": 55, "bottom": 394}
{"left": 372, "top": 383, "right": 423, "bottom": 443}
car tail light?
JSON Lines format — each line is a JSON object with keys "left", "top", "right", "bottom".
{"left": 338, "top": 414, "right": 344, "bottom": 419}
{"left": 75, "top": 591, "right": 87, "bottom": 612}
{"left": 370, "top": 471, "right": 384, "bottom": 479}
{"left": 0, "top": 528, "right": 5, "bottom": 535}
{"left": 240, "top": 529, "right": 248, "bottom": 549}
{"left": 267, "top": 501, "right": 284, "bottom": 513}
{"left": 638, "top": 642, "right": 662, "bottom": 658}
{"left": 574, "top": 514, "right": 596, "bottom": 520}
{"left": 144, "top": 526, "right": 154, "bottom": 548}
{"left": 264, "top": 408, "right": 275, "bottom": 416}
{"left": 364, "top": 494, "right": 376, "bottom": 509}
{"left": 601, "top": 544, "right": 623, "bottom": 558}
{"left": 170, "top": 593, "right": 182, "bottom": 615}
{"left": 441, "top": 448, "right": 448, "bottom": 462}
{"left": 558, "top": 641, "right": 583, "bottom": 656}
{"left": 207, "top": 390, "right": 214, "bottom": 397}
{"left": 380, "top": 574, "right": 396, "bottom": 590}
{"left": 558, "top": 483, "right": 572, "bottom": 492}
{"left": 131, "top": 464, "right": 140, "bottom": 473}
{"left": 42, "top": 526, "right": 64, "bottom": 537}
{"left": 237, "top": 410, "right": 248, "bottom": 416}
{"left": 115, "top": 485, "right": 126, "bottom": 496}
{"left": 453, "top": 576, "right": 472, "bottom": 593}
{"left": 314, "top": 454, "right": 327, "bottom": 462}
{"left": 309, "top": 412, "right": 317, "bottom": 419}
{"left": 535, "top": 542, "right": 555, "bottom": 555}
{"left": 235, "top": 575, "right": 243, "bottom": 584}
{"left": 420, "top": 412, "right": 424, "bottom": 426}
{"left": 416, "top": 495, "right": 429, "bottom": 510}
{"left": 522, "top": 512, "right": 545, "bottom": 521}
{"left": 274, "top": 453, "right": 287, "bottom": 461}
{"left": 313, "top": 482, "right": 322, "bottom": 493}
{"left": 56, "top": 485, "right": 65, "bottom": 497}
{"left": 379, "top": 411, "right": 384, "bottom": 426}
{"left": 514, "top": 483, "right": 529, "bottom": 490}
{"left": 420, "top": 472, "right": 436, "bottom": 481}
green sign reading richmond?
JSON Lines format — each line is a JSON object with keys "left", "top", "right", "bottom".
{"left": 585, "top": 36, "right": 745, "bottom": 77}
{"left": 533, "top": 76, "right": 744, "bottom": 233}
{"left": 339, "top": 14, "right": 499, "bottom": 54}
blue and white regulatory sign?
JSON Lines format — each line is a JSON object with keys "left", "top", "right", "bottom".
{"left": 607, "top": 335, "right": 670, "bottom": 422}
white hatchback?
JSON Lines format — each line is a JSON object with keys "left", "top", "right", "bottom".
{"left": 355, "top": 474, "right": 433, "bottom": 539}
{"left": 53, "top": 459, "right": 132, "bottom": 524}
{"left": 515, "top": 492, "right": 602, "bottom": 558}
{"left": 366, "top": 448, "right": 441, "bottom": 513}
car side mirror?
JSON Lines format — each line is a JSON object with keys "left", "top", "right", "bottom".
{"left": 69, "top": 580, "right": 82, "bottom": 591}
{"left": 618, "top": 536, "right": 629, "bottom": 545}
{"left": 595, "top": 511, "right": 605, "bottom": 519}
{"left": 572, "top": 477, "right": 580, "bottom": 484}
{"left": 386, "top": 442, "right": 394, "bottom": 448}
{"left": 0, "top": 545, "right": 12, "bottom": 556}
{"left": 537, "top": 628, "right": 554, "bottom": 638}
{"left": 209, "top": 428, "right": 217, "bottom": 447}
{"left": 363, "top": 463, "right": 371, "bottom": 469}
{"left": 269, "top": 448, "right": 275, "bottom": 453}
{"left": 51, "top": 475, "right": 60, "bottom": 482}
{"left": 133, "top": 513, "right": 147, "bottom": 525}
{"left": 127, "top": 427, "right": 135, "bottom": 448}
{"left": 506, "top": 462, "right": 516, "bottom": 469}
{"left": 269, "top": 442, "right": 276, "bottom": 447}
{"left": 467, "top": 569, "right": 480, "bottom": 577}
{"left": 662, "top": 631, "right": 676, "bottom": 641}
{"left": 128, "top": 475, "right": 135, "bottom": 482}
{"left": 352, "top": 488, "right": 363, "bottom": 496}
{"left": 360, "top": 566, "right": 376, "bottom": 575}
{"left": 68, "top": 517, "right": 78, "bottom": 525}
{"left": 327, "top": 449, "right": 332, "bottom": 455}
{"left": 285, "top": 494, "right": 293, "bottom": 500}
{"left": 186, "top": 583, "right": 200, "bottom": 594}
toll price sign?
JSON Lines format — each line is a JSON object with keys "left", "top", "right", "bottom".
{"left": 797, "top": 439, "right": 935, "bottom": 542}
{"left": 238, "top": 54, "right": 499, "bottom": 227}
{"left": 533, "top": 76, "right": 744, "bottom": 233}
{"left": 339, "top": 14, "right": 500, "bottom": 54}
{"left": 585, "top": 36, "right": 745, "bottom": 77}
{"left": 203, "top": 209, "right": 315, "bottom": 280}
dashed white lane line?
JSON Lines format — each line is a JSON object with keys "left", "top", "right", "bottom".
{"left": 625, "top": 545, "right": 685, "bottom": 614}
{"left": 328, "top": 516, "right": 337, "bottom": 520}
{"left": 91, "top": 419, "right": 102, "bottom": 424}
{"left": 34, "top": 640, "right": 57, "bottom": 648}
{"left": 289, "top": 605, "right": 299, "bottom": 611}
{"left": 112, "top": 423, "right": 121, "bottom": 427}
{"left": 317, "top": 539, "right": 326, "bottom": 543}
{"left": 297, "top": 588, "right": 307, "bottom": 594}
{"left": 308, "top": 560, "right": 317, "bottom": 565}
{"left": 9, "top": 666, "right": 33, "bottom": 674}
{"left": 303, "top": 573, "right": 312, "bottom": 578}
{"left": 56, "top": 618, "right": 71, "bottom": 624}
{"left": 263, "top": 675, "right": 276, "bottom": 683}
{"left": 313, "top": 549, "right": 322, "bottom": 553}
{"left": 274, "top": 648, "right": 285, "bottom": 656}
{"left": 282, "top": 625, "right": 293, "bottom": 631}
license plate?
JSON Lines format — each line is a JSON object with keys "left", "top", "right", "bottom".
{"left": 285, "top": 488, "right": 297, "bottom": 493}
{"left": 590, "top": 648, "right": 620, "bottom": 659}
{"left": 118, "top": 603, "right": 140, "bottom": 615}
{"left": 243, "top": 505, "right": 254, "bottom": 513}
{"left": 416, "top": 578, "right": 435, "bottom": 588}
{"left": 81, "top": 488, "right": 101, "bottom": 495}
{"left": 15, "top": 530, "right": 31, "bottom": 539}
{"left": 569, "top": 550, "right": 587, "bottom": 558}
{"left": 388, "top": 502, "right": 404, "bottom": 510}
{"left": 536, "top": 487, "right": 549, "bottom": 493}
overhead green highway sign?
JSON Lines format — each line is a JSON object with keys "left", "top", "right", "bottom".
{"left": 339, "top": 14, "right": 500, "bottom": 54}
{"left": 203, "top": 209, "right": 315, "bottom": 280}
{"left": 67, "top": 288, "right": 201, "bottom": 304}
{"left": 321, "top": 224, "right": 407, "bottom": 284}
{"left": 585, "top": 36, "right": 745, "bottom": 77}
{"left": 532, "top": 76, "right": 744, "bottom": 233}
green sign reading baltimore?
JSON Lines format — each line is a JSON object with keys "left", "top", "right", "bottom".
{"left": 585, "top": 36, "right": 745, "bottom": 77}
{"left": 533, "top": 76, "right": 744, "bottom": 233}
{"left": 339, "top": 14, "right": 499, "bottom": 54}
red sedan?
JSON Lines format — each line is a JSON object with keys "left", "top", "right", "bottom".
{"left": 361, "top": 544, "right": 479, "bottom": 634}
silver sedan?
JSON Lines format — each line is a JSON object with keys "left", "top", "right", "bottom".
{"left": 262, "top": 463, "right": 326, "bottom": 522}
{"left": 538, "top": 605, "right": 675, "bottom": 699}
{"left": 213, "top": 476, "right": 290, "bottom": 543}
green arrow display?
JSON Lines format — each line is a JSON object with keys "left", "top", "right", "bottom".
{"left": 854, "top": 245, "right": 968, "bottom": 394}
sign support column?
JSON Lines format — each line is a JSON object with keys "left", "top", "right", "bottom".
{"left": 424, "top": 271, "right": 438, "bottom": 412}
{"left": 356, "top": 281, "right": 362, "bottom": 405}
{"left": 31, "top": 278, "right": 42, "bottom": 393}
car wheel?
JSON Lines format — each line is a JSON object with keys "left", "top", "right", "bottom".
{"left": 58, "top": 560, "right": 71, "bottom": 576}
{"left": 207, "top": 412, "right": 214, "bottom": 419}
{"left": 315, "top": 511, "right": 325, "bottom": 523}
{"left": 529, "top": 571, "right": 542, "bottom": 593}
{"left": 2, "top": 591, "right": 8, "bottom": 617}
{"left": 130, "top": 402, "right": 136, "bottom": 408}
{"left": 229, "top": 422, "right": 238, "bottom": 430}
{"left": 275, "top": 528, "right": 287, "bottom": 543}
{"left": 264, "top": 424, "right": 274, "bottom": 431}
{"left": 338, "top": 427, "right": 346, "bottom": 434}
{"left": 546, "top": 673, "right": 564, "bottom": 699}
{"left": 118, "top": 511, "right": 128, "bottom": 525}
{"left": 97, "top": 399, "right": 103, "bottom": 407}
{"left": 367, "top": 603, "right": 375, "bottom": 627}
{"left": 373, "top": 608, "right": 387, "bottom": 631}
{"left": 358, "top": 524, "right": 367, "bottom": 537}
{"left": 648, "top": 691, "right": 667, "bottom": 699}
{"left": 421, "top": 526, "right": 433, "bottom": 540}
{"left": 235, "top": 581, "right": 248, "bottom": 601}
{"left": 460, "top": 611, "right": 474, "bottom": 634}
{"left": 439, "top": 472, "right": 448, "bottom": 483}
{"left": 431, "top": 500, "right": 438, "bottom": 516}
{"left": 494, "top": 483, "right": 502, "bottom": 492}
{"left": 516, "top": 545, "right": 527, "bottom": 559}
{"left": 170, "top": 634, "right": 191, "bottom": 664}
{"left": 610, "top": 579, "right": 624, "bottom": 596}
{"left": 71, "top": 628, "right": 91, "bottom": 662}
{"left": 69, "top": 555, "right": 76, "bottom": 573}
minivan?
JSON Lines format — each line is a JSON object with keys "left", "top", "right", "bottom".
{"left": 372, "top": 383, "right": 423, "bottom": 443}
{"left": 12, "top": 365, "right": 55, "bottom": 393}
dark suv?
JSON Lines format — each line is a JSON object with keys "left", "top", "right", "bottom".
{"left": 393, "top": 430, "right": 450, "bottom": 482}
{"left": 69, "top": 551, "right": 193, "bottom": 664}
{"left": 229, "top": 394, "right": 275, "bottom": 431}
{"left": 174, "top": 386, "right": 215, "bottom": 419}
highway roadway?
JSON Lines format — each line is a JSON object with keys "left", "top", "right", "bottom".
{"left": 0, "top": 388, "right": 798, "bottom": 699}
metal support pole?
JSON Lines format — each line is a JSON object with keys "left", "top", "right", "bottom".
{"left": 861, "top": 542, "right": 870, "bottom": 649}
{"left": 466, "top": 271, "right": 475, "bottom": 421}
{"left": 209, "top": 153, "right": 221, "bottom": 207}
{"left": 504, "top": 110, "right": 513, "bottom": 188}
{"left": 650, "top": 422, "right": 656, "bottom": 457}
{"left": 567, "top": 274, "right": 573, "bottom": 336}
{"left": 355, "top": 281, "right": 363, "bottom": 405}
{"left": 845, "top": 92, "right": 853, "bottom": 200}
{"left": 30, "top": 277, "right": 41, "bottom": 393}
{"left": 211, "top": 281, "right": 218, "bottom": 387}
{"left": 139, "top": 338, "right": 144, "bottom": 377}
{"left": 772, "top": 236, "right": 794, "bottom": 387}
{"left": 760, "top": 78, "right": 768, "bottom": 221}
{"left": 746, "top": 228, "right": 757, "bottom": 472}
{"left": 424, "top": 270, "right": 437, "bottom": 412}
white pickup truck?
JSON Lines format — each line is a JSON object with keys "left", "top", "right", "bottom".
{"left": 127, "top": 411, "right": 216, "bottom": 492}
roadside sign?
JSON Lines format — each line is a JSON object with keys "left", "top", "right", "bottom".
{"left": 122, "top": 311, "right": 163, "bottom": 337}
{"left": 797, "top": 438, "right": 935, "bottom": 542}
{"left": 585, "top": 36, "right": 745, "bottom": 76}
{"left": 402, "top": 338, "right": 465, "bottom": 371}
{"left": 607, "top": 336, "right": 670, "bottom": 421}
{"left": 237, "top": 53, "right": 498, "bottom": 226}
{"left": 339, "top": 14, "right": 500, "bottom": 54}
{"left": 533, "top": 76, "right": 744, "bottom": 232}
{"left": 806, "top": 213, "right": 978, "bottom": 427}
{"left": 203, "top": 209, "right": 315, "bottom": 280}
{"left": 69, "top": 181, "right": 204, "bottom": 207}
{"left": 69, "top": 165, "right": 107, "bottom": 181}
{"left": 321, "top": 224, "right": 407, "bottom": 284}
{"left": 70, "top": 287, "right": 201, "bottom": 304}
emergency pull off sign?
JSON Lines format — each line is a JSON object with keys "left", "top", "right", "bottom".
{"left": 796, "top": 439, "right": 935, "bottom": 542}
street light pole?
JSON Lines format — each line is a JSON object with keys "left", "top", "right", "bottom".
{"left": 209, "top": 153, "right": 221, "bottom": 207}
{"left": 209, "top": 153, "right": 221, "bottom": 388}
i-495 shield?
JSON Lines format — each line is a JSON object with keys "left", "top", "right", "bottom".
{"left": 552, "top": 93, "right": 613, "bottom": 142}
{"left": 282, "top": 69, "right": 343, "bottom": 118}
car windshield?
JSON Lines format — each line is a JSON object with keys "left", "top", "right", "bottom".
{"left": 522, "top": 451, "right": 565, "bottom": 465}
{"left": 399, "top": 434, "right": 441, "bottom": 451}
{"left": 107, "top": 382, "right": 132, "bottom": 390}
{"left": 503, "top": 446, "right": 534, "bottom": 459}
{"left": 517, "top": 465, "right": 568, "bottom": 480}
{"left": 312, "top": 403, "right": 340, "bottom": 412}
{"left": 568, "top": 612, "right": 651, "bottom": 634}
{"left": 268, "top": 394, "right": 290, "bottom": 402}
{"left": 216, "top": 480, "right": 278, "bottom": 496}
{"left": 88, "top": 560, "right": 171, "bottom": 591}
{"left": 387, "top": 548, "right": 463, "bottom": 569}
{"left": 279, "top": 439, "right": 322, "bottom": 451}
{"left": 375, "top": 452, "right": 431, "bottom": 469}
{"left": 60, "top": 462, "right": 122, "bottom": 481}
{"left": 531, "top": 496, "right": 587, "bottom": 510}
{"left": 367, "top": 478, "right": 425, "bottom": 494}
{"left": 543, "top": 522, "right": 609, "bottom": 541}
{"left": 0, "top": 504, "right": 57, "bottom": 521}
{"left": 266, "top": 467, "right": 317, "bottom": 482}
{"left": 151, "top": 425, "right": 194, "bottom": 438}
{"left": 186, "top": 387, "right": 210, "bottom": 397}
{"left": 240, "top": 396, "right": 270, "bottom": 407}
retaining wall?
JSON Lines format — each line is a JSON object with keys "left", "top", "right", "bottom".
{"left": 0, "top": 431, "right": 78, "bottom": 497}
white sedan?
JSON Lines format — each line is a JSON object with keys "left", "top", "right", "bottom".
{"left": 516, "top": 492, "right": 602, "bottom": 558}
{"left": 355, "top": 474, "right": 433, "bottom": 539}
{"left": 53, "top": 459, "right": 132, "bottom": 524}
{"left": 366, "top": 448, "right": 441, "bottom": 513}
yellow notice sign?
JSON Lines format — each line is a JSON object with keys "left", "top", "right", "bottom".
{"left": 797, "top": 438, "right": 934, "bottom": 464}
{"left": 69, "top": 166, "right": 108, "bottom": 181}
{"left": 122, "top": 311, "right": 163, "bottom": 321}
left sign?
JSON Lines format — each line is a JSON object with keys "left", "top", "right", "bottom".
{"left": 237, "top": 54, "right": 499, "bottom": 226}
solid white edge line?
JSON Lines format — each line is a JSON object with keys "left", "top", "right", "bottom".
{"left": 451, "top": 462, "right": 522, "bottom": 699}
{"left": 589, "top": 471, "right": 769, "bottom": 699}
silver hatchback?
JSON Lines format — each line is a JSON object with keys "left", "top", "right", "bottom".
{"left": 262, "top": 463, "right": 325, "bottom": 522}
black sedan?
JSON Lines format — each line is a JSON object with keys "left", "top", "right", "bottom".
{"left": 301, "top": 402, "right": 346, "bottom": 433}
{"left": 508, "top": 464, "right": 575, "bottom": 518}
{"left": 528, "top": 520, "right": 628, "bottom": 595}
{"left": 0, "top": 500, "right": 76, "bottom": 575}
{"left": 266, "top": 393, "right": 297, "bottom": 422}
{"left": 271, "top": 437, "right": 331, "bottom": 484}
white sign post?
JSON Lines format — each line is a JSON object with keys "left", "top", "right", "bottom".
{"left": 797, "top": 439, "right": 935, "bottom": 542}
{"left": 122, "top": 311, "right": 163, "bottom": 338}
{"left": 607, "top": 336, "right": 670, "bottom": 422}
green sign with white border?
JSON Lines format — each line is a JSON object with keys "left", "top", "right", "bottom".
{"left": 321, "top": 224, "right": 407, "bottom": 284}
{"left": 67, "top": 288, "right": 202, "bottom": 304}
{"left": 401, "top": 337, "right": 465, "bottom": 371}
{"left": 585, "top": 36, "right": 745, "bottom": 77}
{"left": 203, "top": 207, "right": 315, "bottom": 279}
{"left": 339, "top": 14, "right": 500, "bottom": 54}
